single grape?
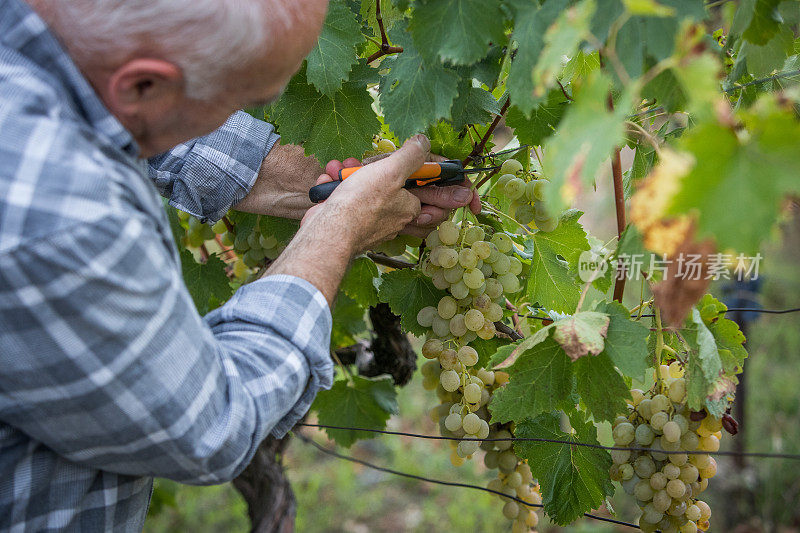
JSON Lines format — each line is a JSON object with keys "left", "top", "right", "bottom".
{"left": 421, "top": 338, "right": 443, "bottom": 359}
{"left": 679, "top": 464, "right": 699, "bottom": 483}
{"left": 685, "top": 504, "right": 701, "bottom": 522}
{"left": 613, "top": 422, "right": 635, "bottom": 445}
{"left": 459, "top": 248, "right": 478, "bottom": 269}
{"left": 438, "top": 220, "right": 460, "bottom": 246}
{"left": 498, "top": 450, "right": 518, "bottom": 472}
{"left": 630, "top": 389, "right": 645, "bottom": 405}
{"left": 498, "top": 273, "right": 521, "bottom": 294}
{"left": 477, "top": 419, "right": 490, "bottom": 439}
{"left": 513, "top": 203, "right": 535, "bottom": 225}
{"left": 431, "top": 315, "right": 450, "bottom": 337}
{"left": 485, "top": 278, "right": 503, "bottom": 299}
{"left": 461, "top": 412, "right": 481, "bottom": 434}
{"left": 524, "top": 180, "right": 539, "bottom": 202}
{"left": 437, "top": 247, "right": 459, "bottom": 269}
{"left": 457, "top": 439, "right": 480, "bottom": 457}
{"left": 443, "top": 265, "right": 465, "bottom": 284}
{"left": 663, "top": 463, "right": 681, "bottom": 480}
{"left": 508, "top": 256, "right": 523, "bottom": 276}
{"left": 438, "top": 296, "right": 457, "bottom": 320}
{"left": 485, "top": 302, "right": 504, "bottom": 322}
{"left": 634, "top": 455, "right": 656, "bottom": 478}
{"left": 440, "top": 370, "right": 460, "bottom": 392}
{"left": 476, "top": 320, "right": 496, "bottom": 340}
{"left": 652, "top": 489, "right": 672, "bottom": 513}
{"left": 491, "top": 253, "right": 511, "bottom": 275}
{"left": 444, "top": 412, "right": 462, "bottom": 432}
{"left": 232, "top": 259, "right": 248, "bottom": 278}
{"left": 450, "top": 280, "right": 470, "bottom": 300}
{"left": 463, "top": 382, "right": 482, "bottom": 403}
{"left": 635, "top": 423, "right": 656, "bottom": 446}
{"left": 662, "top": 421, "right": 681, "bottom": 442}
{"left": 491, "top": 232, "right": 514, "bottom": 253}
{"left": 462, "top": 268, "right": 485, "bottom": 289}
{"left": 698, "top": 435, "right": 720, "bottom": 453}
{"left": 649, "top": 472, "right": 668, "bottom": 490}
{"left": 472, "top": 240, "right": 492, "bottom": 260}
{"left": 500, "top": 159, "right": 524, "bottom": 175}
{"left": 533, "top": 214, "right": 559, "bottom": 232}
{"left": 420, "top": 360, "right": 440, "bottom": 378}
{"left": 211, "top": 219, "right": 227, "bottom": 234}
{"left": 457, "top": 346, "right": 479, "bottom": 366}
{"left": 449, "top": 314, "right": 467, "bottom": 337}
{"left": 502, "top": 501, "right": 519, "bottom": 520}
{"left": 669, "top": 379, "right": 687, "bottom": 403}
{"left": 635, "top": 480, "right": 655, "bottom": 502}
{"left": 417, "top": 306, "right": 437, "bottom": 328}
{"left": 464, "top": 225, "right": 485, "bottom": 245}
{"left": 650, "top": 411, "right": 669, "bottom": 431}
{"left": 376, "top": 138, "right": 396, "bottom": 153}
{"left": 666, "top": 479, "right": 686, "bottom": 499}
{"left": 495, "top": 173, "right": 516, "bottom": 191}
{"left": 651, "top": 394, "right": 670, "bottom": 412}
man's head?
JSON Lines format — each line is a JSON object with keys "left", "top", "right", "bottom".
{"left": 31, "top": 0, "right": 328, "bottom": 156}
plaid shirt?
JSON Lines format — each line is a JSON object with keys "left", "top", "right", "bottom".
{"left": 0, "top": 1, "right": 334, "bottom": 531}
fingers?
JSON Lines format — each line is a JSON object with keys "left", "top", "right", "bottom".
{"left": 469, "top": 188, "right": 481, "bottom": 214}
{"left": 325, "top": 160, "right": 344, "bottom": 178}
{"left": 343, "top": 157, "right": 361, "bottom": 168}
{"left": 372, "top": 134, "right": 431, "bottom": 187}
{"left": 412, "top": 185, "right": 474, "bottom": 209}
{"left": 316, "top": 173, "right": 335, "bottom": 185}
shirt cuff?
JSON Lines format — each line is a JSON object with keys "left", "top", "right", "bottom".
{"left": 206, "top": 274, "right": 334, "bottom": 437}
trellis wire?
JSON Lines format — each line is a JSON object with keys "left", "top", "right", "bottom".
{"left": 295, "top": 432, "right": 645, "bottom": 531}
{"left": 521, "top": 306, "right": 800, "bottom": 321}
{"left": 295, "top": 423, "right": 800, "bottom": 461}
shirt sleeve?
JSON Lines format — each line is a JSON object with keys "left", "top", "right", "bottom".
{"left": 0, "top": 212, "right": 333, "bottom": 485}
{"left": 148, "top": 111, "right": 280, "bottom": 223}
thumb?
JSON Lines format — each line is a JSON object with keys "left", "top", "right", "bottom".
{"left": 372, "top": 134, "right": 430, "bottom": 187}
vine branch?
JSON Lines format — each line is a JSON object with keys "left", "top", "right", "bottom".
{"left": 608, "top": 93, "right": 627, "bottom": 303}
{"left": 366, "top": 0, "right": 403, "bottom": 63}
{"left": 367, "top": 252, "right": 416, "bottom": 269}
{"left": 462, "top": 98, "right": 511, "bottom": 166}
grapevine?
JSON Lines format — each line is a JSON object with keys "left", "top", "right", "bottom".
{"left": 164, "top": 0, "right": 800, "bottom": 530}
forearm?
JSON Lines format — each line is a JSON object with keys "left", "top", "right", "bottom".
{"left": 265, "top": 207, "right": 356, "bottom": 306}
{"left": 233, "top": 142, "right": 323, "bottom": 220}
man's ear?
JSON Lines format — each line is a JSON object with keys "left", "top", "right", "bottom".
{"left": 106, "top": 58, "right": 184, "bottom": 121}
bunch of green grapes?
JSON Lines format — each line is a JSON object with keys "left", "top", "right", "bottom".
{"left": 420, "top": 360, "right": 542, "bottom": 532}
{"left": 417, "top": 220, "right": 522, "bottom": 344}
{"left": 610, "top": 361, "right": 721, "bottom": 533}
{"left": 494, "top": 159, "right": 560, "bottom": 233}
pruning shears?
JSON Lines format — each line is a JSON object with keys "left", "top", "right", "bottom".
{"left": 308, "top": 160, "right": 501, "bottom": 203}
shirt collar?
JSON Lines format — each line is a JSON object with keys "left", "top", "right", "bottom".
{"left": 1, "top": 0, "right": 140, "bottom": 157}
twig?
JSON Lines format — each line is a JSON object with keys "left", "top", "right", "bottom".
{"left": 199, "top": 243, "right": 210, "bottom": 262}
{"left": 367, "top": 252, "right": 416, "bottom": 269}
{"left": 723, "top": 69, "right": 800, "bottom": 93}
{"left": 494, "top": 321, "right": 523, "bottom": 341}
{"left": 608, "top": 94, "right": 627, "bottom": 303}
{"left": 366, "top": 0, "right": 403, "bottom": 63}
{"left": 222, "top": 216, "right": 235, "bottom": 234}
{"left": 556, "top": 79, "right": 573, "bottom": 101}
{"left": 462, "top": 98, "right": 511, "bottom": 166}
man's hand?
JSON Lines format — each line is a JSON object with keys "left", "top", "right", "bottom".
{"left": 320, "top": 154, "right": 481, "bottom": 238}
{"left": 234, "top": 140, "right": 480, "bottom": 234}
{"left": 267, "top": 136, "right": 433, "bottom": 305}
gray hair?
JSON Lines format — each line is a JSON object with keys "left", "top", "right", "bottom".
{"left": 37, "top": 0, "right": 308, "bottom": 100}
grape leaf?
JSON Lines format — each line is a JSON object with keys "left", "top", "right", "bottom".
{"left": 575, "top": 352, "right": 630, "bottom": 422}
{"left": 311, "top": 375, "right": 398, "bottom": 447}
{"left": 506, "top": 0, "right": 568, "bottom": 115}
{"left": 379, "top": 22, "right": 460, "bottom": 140}
{"left": 551, "top": 312, "right": 610, "bottom": 361}
{"left": 258, "top": 215, "right": 299, "bottom": 245}
{"left": 737, "top": 0, "right": 784, "bottom": 45}
{"left": 596, "top": 300, "right": 651, "bottom": 379}
{"left": 514, "top": 412, "right": 614, "bottom": 525}
{"left": 164, "top": 202, "right": 186, "bottom": 247}
{"left": 489, "top": 337, "right": 573, "bottom": 424}
{"left": 525, "top": 210, "right": 590, "bottom": 313}
{"left": 471, "top": 335, "right": 512, "bottom": 370}
{"left": 331, "top": 293, "right": 367, "bottom": 348}
{"left": 684, "top": 308, "right": 723, "bottom": 411}
{"left": 505, "top": 90, "right": 569, "bottom": 147}
{"left": 377, "top": 268, "right": 447, "bottom": 336}
{"left": 409, "top": 0, "right": 506, "bottom": 66}
{"left": 449, "top": 81, "right": 502, "bottom": 130}
{"left": 306, "top": 0, "right": 362, "bottom": 95}
{"left": 541, "top": 72, "right": 633, "bottom": 213}
{"left": 697, "top": 294, "right": 747, "bottom": 378}
{"left": 180, "top": 250, "right": 234, "bottom": 315}
{"left": 667, "top": 112, "right": 800, "bottom": 253}
{"left": 426, "top": 121, "right": 474, "bottom": 161}
{"left": 740, "top": 25, "right": 794, "bottom": 77}
{"left": 642, "top": 68, "right": 687, "bottom": 113}
{"left": 270, "top": 64, "right": 380, "bottom": 163}
{"left": 341, "top": 256, "right": 380, "bottom": 308}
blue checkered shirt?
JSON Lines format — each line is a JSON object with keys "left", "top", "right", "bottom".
{"left": 0, "top": 1, "right": 334, "bottom": 531}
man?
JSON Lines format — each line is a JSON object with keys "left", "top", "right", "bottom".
{"left": 0, "top": 0, "right": 479, "bottom": 530}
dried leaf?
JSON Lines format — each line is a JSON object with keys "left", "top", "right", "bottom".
{"left": 551, "top": 312, "right": 610, "bottom": 361}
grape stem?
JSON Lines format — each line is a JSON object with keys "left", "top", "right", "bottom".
{"left": 480, "top": 202, "right": 532, "bottom": 235}
{"left": 462, "top": 98, "right": 511, "bottom": 166}
{"left": 366, "top": 252, "right": 416, "bottom": 269}
{"left": 654, "top": 306, "right": 665, "bottom": 392}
